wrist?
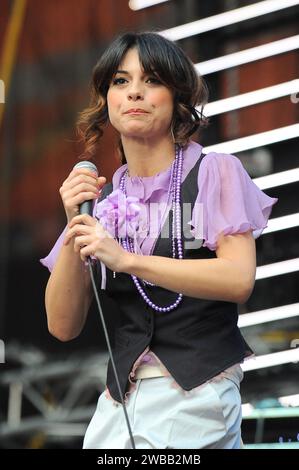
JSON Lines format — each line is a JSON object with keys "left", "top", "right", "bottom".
{"left": 120, "top": 251, "right": 138, "bottom": 274}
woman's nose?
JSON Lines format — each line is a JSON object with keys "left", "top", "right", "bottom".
{"left": 127, "top": 86, "right": 144, "bottom": 101}
{"left": 128, "top": 93, "right": 143, "bottom": 101}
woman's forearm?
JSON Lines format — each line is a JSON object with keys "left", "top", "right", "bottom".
{"left": 45, "top": 238, "right": 93, "bottom": 341}
{"left": 125, "top": 254, "right": 253, "bottom": 304}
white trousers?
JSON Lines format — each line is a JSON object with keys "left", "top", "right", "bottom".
{"left": 83, "top": 366, "right": 243, "bottom": 449}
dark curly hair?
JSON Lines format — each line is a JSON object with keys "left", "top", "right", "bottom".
{"left": 77, "top": 31, "right": 209, "bottom": 163}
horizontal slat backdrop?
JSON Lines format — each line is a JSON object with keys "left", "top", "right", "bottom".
{"left": 221, "top": 34, "right": 298, "bottom": 140}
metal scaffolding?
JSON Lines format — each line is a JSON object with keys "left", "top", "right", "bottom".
{"left": 0, "top": 343, "right": 109, "bottom": 447}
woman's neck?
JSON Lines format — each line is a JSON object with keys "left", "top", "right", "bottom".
{"left": 121, "top": 136, "right": 175, "bottom": 177}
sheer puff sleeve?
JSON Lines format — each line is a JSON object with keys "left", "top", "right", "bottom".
{"left": 189, "top": 152, "right": 278, "bottom": 251}
{"left": 40, "top": 226, "right": 67, "bottom": 272}
{"left": 40, "top": 198, "right": 102, "bottom": 273}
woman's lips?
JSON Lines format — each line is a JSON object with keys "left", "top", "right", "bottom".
{"left": 124, "top": 109, "right": 149, "bottom": 114}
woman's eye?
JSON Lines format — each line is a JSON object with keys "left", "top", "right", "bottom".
{"left": 112, "top": 77, "right": 127, "bottom": 85}
{"left": 147, "top": 77, "right": 161, "bottom": 84}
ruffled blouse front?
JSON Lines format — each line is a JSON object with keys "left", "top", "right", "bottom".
{"left": 109, "top": 141, "right": 203, "bottom": 257}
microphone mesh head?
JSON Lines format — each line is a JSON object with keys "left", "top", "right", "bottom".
{"left": 74, "top": 161, "right": 98, "bottom": 175}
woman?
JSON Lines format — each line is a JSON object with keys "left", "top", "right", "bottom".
{"left": 41, "top": 31, "right": 277, "bottom": 449}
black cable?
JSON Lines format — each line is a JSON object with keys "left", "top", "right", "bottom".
{"left": 87, "top": 259, "right": 136, "bottom": 450}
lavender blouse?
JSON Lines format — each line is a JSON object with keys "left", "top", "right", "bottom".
{"left": 40, "top": 141, "right": 278, "bottom": 400}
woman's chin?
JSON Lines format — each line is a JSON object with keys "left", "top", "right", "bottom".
{"left": 121, "top": 129, "right": 153, "bottom": 139}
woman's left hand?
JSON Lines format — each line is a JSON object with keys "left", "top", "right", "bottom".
{"left": 63, "top": 214, "right": 131, "bottom": 272}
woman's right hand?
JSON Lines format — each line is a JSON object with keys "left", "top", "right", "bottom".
{"left": 59, "top": 167, "right": 106, "bottom": 223}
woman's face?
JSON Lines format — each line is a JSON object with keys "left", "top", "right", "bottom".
{"left": 107, "top": 48, "right": 174, "bottom": 141}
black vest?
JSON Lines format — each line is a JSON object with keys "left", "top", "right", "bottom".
{"left": 97, "top": 152, "right": 253, "bottom": 403}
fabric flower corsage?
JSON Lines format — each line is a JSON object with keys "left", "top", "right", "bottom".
{"left": 95, "top": 189, "right": 142, "bottom": 239}
{"left": 94, "top": 190, "right": 144, "bottom": 290}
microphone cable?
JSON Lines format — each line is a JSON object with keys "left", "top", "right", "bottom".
{"left": 74, "top": 160, "right": 136, "bottom": 449}
{"left": 87, "top": 258, "right": 136, "bottom": 450}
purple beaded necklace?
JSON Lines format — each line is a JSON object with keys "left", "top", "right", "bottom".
{"left": 119, "top": 145, "right": 184, "bottom": 312}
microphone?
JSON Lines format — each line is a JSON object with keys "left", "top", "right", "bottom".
{"left": 73, "top": 161, "right": 98, "bottom": 216}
